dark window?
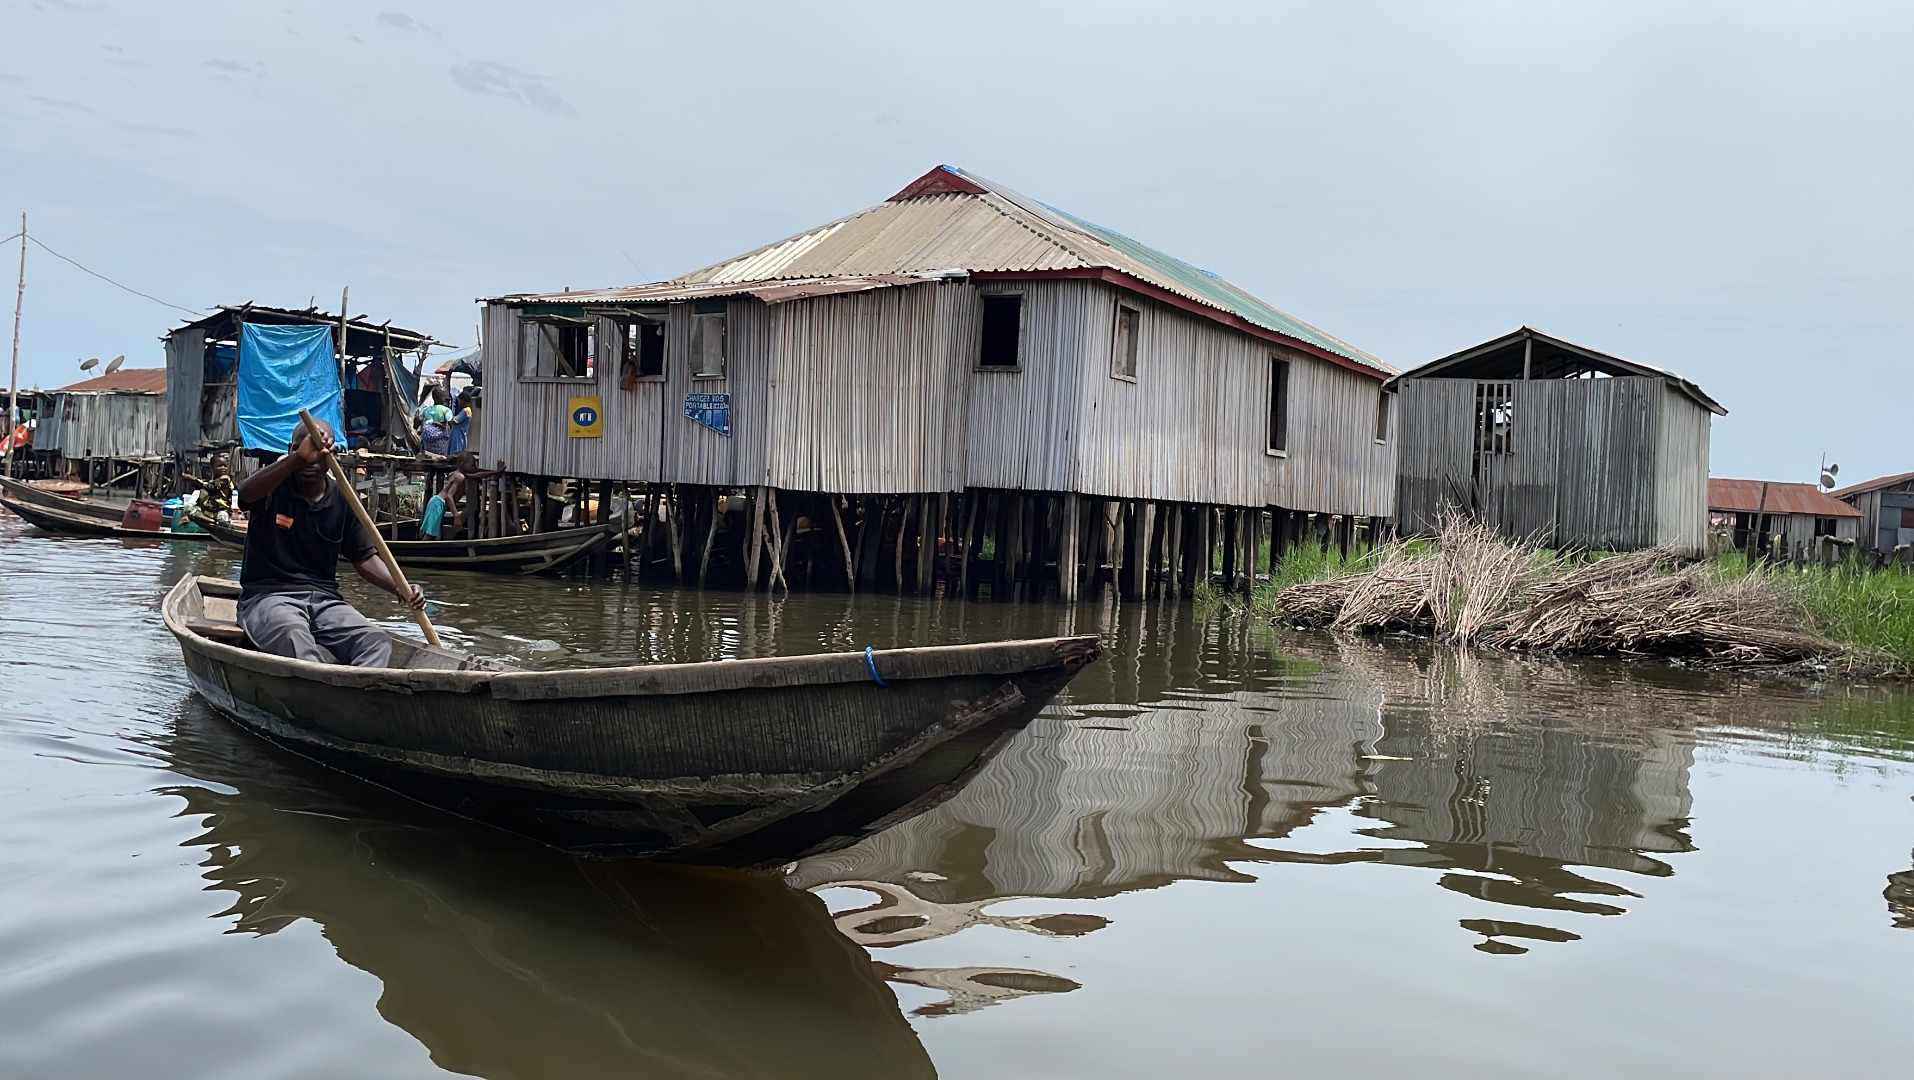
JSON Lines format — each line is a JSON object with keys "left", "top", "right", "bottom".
{"left": 623, "top": 319, "right": 665, "bottom": 378}
{"left": 979, "top": 294, "right": 1023, "bottom": 369}
{"left": 1901, "top": 507, "right": 1914, "bottom": 530}
{"left": 690, "top": 300, "right": 726, "bottom": 378}
{"left": 1268, "top": 356, "right": 1290, "bottom": 453}
{"left": 1374, "top": 389, "right": 1390, "bottom": 443}
{"left": 519, "top": 318, "right": 595, "bottom": 379}
{"left": 1475, "top": 381, "right": 1514, "bottom": 454}
{"left": 1112, "top": 303, "right": 1139, "bottom": 380}
{"left": 1814, "top": 516, "right": 1838, "bottom": 536}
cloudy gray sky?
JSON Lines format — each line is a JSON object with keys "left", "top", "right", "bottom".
{"left": 2, "top": 0, "right": 1908, "bottom": 483}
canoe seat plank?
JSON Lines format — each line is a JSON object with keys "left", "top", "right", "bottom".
{"left": 186, "top": 617, "right": 250, "bottom": 646}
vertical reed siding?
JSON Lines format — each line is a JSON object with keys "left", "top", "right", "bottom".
{"left": 38, "top": 392, "right": 167, "bottom": 459}
{"left": 1395, "top": 374, "right": 1711, "bottom": 552}
{"left": 165, "top": 330, "right": 204, "bottom": 452}
{"left": 480, "top": 280, "right": 1397, "bottom": 515}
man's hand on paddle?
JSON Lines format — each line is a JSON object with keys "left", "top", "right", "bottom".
{"left": 293, "top": 422, "right": 334, "bottom": 465}
{"left": 400, "top": 584, "right": 426, "bottom": 611}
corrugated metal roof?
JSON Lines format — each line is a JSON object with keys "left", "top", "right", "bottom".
{"left": 494, "top": 165, "right": 1391, "bottom": 374}
{"left": 1387, "top": 327, "right": 1725, "bottom": 416}
{"left": 1708, "top": 478, "right": 1860, "bottom": 516}
{"left": 504, "top": 274, "right": 943, "bottom": 307}
{"left": 1829, "top": 470, "right": 1914, "bottom": 499}
{"left": 49, "top": 369, "right": 166, "bottom": 394}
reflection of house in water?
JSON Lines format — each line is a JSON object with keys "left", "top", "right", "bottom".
{"left": 794, "top": 643, "right": 1698, "bottom": 955}
{"left": 1889, "top": 853, "right": 1914, "bottom": 929}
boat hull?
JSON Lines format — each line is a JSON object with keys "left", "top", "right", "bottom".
{"left": 196, "top": 513, "right": 619, "bottom": 575}
{"left": 1, "top": 492, "right": 213, "bottom": 540}
{"left": 165, "top": 576, "right": 1098, "bottom": 863}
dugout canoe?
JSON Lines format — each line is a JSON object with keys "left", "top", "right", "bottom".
{"left": 0, "top": 475, "right": 127, "bottom": 523}
{"left": 194, "top": 512, "right": 623, "bottom": 575}
{"left": 163, "top": 574, "right": 1101, "bottom": 864}
{"left": 1, "top": 490, "right": 215, "bottom": 541}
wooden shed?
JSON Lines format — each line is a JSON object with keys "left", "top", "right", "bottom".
{"left": 479, "top": 165, "right": 1397, "bottom": 598}
{"left": 1707, "top": 478, "right": 1860, "bottom": 557}
{"left": 1829, "top": 471, "right": 1914, "bottom": 555}
{"left": 1386, "top": 328, "right": 1725, "bottom": 553}
{"left": 164, "top": 304, "right": 440, "bottom": 456}
{"left": 31, "top": 368, "right": 168, "bottom": 480}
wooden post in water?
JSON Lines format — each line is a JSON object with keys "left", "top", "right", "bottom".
{"left": 5, "top": 212, "right": 23, "bottom": 480}
{"left": 1058, "top": 493, "right": 1081, "bottom": 602}
{"left": 829, "top": 495, "right": 855, "bottom": 593}
{"left": 745, "top": 487, "right": 766, "bottom": 590}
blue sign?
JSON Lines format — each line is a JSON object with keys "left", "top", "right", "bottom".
{"left": 685, "top": 392, "right": 732, "bottom": 437}
{"left": 573, "top": 404, "right": 597, "bottom": 426}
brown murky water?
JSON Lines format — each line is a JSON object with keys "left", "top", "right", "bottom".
{"left": 3, "top": 514, "right": 1912, "bottom": 1078}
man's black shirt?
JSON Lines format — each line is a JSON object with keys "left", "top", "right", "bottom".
{"left": 238, "top": 474, "right": 377, "bottom": 600}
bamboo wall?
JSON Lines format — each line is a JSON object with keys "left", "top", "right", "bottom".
{"left": 164, "top": 330, "right": 203, "bottom": 452}
{"left": 1395, "top": 375, "right": 1711, "bottom": 552}
{"left": 478, "top": 279, "right": 1395, "bottom": 516}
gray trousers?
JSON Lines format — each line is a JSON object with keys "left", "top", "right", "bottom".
{"left": 238, "top": 591, "right": 393, "bottom": 668}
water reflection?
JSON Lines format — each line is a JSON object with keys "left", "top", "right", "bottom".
{"left": 1890, "top": 848, "right": 1914, "bottom": 929}
{"left": 795, "top": 630, "right": 1913, "bottom": 958}
{"left": 155, "top": 699, "right": 934, "bottom": 1080}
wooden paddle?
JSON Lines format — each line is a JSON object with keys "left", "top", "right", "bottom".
{"left": 298, "top": 408, "right": 443, "bottom": 649}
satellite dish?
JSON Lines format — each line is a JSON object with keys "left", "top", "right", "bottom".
{"left": 104, "top": 355, "right": 125, "bottom": 374}
{"left": 78, "top": 357, "right": 99, "bottom": 371}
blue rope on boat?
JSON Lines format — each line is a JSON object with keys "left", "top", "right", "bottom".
{"left": 864, "top": 646, "right": 889, "bottom": 687}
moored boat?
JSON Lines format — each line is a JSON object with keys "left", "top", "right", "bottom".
{"left": 0, "top": 474, "right": 128, "bottom": 523}
{"left": 163, "top": 574, "right": 1101, "bottom": 863}
{"left": 193, "top": 512, "right": 625, "bottom": 575}
{"left": 1, "top": 488, "right": 215, "bottom": 541}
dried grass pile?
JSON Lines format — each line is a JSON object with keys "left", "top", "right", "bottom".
{"left": 1275, "top": 518, "right": 1837, "bottom": 666}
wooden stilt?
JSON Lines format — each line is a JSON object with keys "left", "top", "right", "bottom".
{"left": 745, "top": 486, "right": 766, "bottom": 590}
{"left": 960, "top": 490, "right": 980, "bottom": 597}
{"left": 697, "top": 487, "right": 720, "bottom": 586}
{"left": 916, "top": 494, "right": 935, "bottom": 594}
{"left": 829, "top": 495, "right": 855, "bottom": 593}
{"left": 769, "top": 489, "right": 790, "bottom": 593}
{"left": 1058, "top": 493, "right": 1081, "bottom": 602}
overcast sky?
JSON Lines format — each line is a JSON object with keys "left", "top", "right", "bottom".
{"left": 2, "top": 0, "right": 1908, "bottom": 483}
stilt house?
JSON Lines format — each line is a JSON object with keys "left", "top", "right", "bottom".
{"left": 1829, "top": 471, "right": 1914, "bottom": 555}
{"left": 29, "top": 368, "right": 168, "bottom": 479}
{"left": 163, "top": 304, "right": 440, "bottom": 459}
{"left": 1706, "top": 478, "right": 1860, "bottom": 557}
{"left": 478, "top": 165, "right": 1397, "bottom": 597}
{"left": 1386, "top": 328, "right": 1725, "bottom": 553}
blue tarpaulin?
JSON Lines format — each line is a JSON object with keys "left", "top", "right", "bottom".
{"left": 237, "top": 323, "right": 345, "bottom": 451}
{"left": 389, "top": 357, "right": 421, "bottom": 411}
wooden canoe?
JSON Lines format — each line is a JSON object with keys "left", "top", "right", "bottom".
{"left": 1, "top": 490, "right": 216, "bottom": 541}
{"left": 194, "top": 512, "right": 624, "bottom": 575}
{"left": 163, "top": 575, "right": 1101, "bottom": 864}
{"left": 0, "top": 474, "right": 128, "bottom": 524}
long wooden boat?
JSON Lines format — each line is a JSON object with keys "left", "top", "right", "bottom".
{"left": 0, "top": 474, "right": 126, "bottom": 523}
{"left": 193, "top": 512, "right": 624, "bottom": 575}
{"left": 163, "top": 575, "right": 1100, "bottom": 864}
{"left": 1, "top": 490, "right": 216, "bottom": 541}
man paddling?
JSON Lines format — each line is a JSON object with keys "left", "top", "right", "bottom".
{"left": 235, "top": 418, "right": 425, "bottom": 667}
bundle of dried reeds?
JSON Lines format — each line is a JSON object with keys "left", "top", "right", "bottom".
{"left": 1275, "top": 519, "right": 1838, "bottom": 666}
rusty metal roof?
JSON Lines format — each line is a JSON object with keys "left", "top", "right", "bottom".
{"left": 1708, "top": 478, "right": 1860, "bottom": 516}
{"left": 491, "top": 165, "right": 1391, "bottom": 376}
{"left": 504, "top": 274, "right": 945, "bottom": 308}
{"left": 1828, "top": 470, "right": 1914, "bottom": 499}
{"left": 49, "top": 369, "right": 166, "bottom": 394}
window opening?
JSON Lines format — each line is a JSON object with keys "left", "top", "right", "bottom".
{"left": 1267, "top": 356, "right": 1290, "bottom": 453}
{"left": 1374, "top": 389, "right": 1390, "bottom": 443}
{"left": 1111, "top": 303, "right": 1139, "bottom": 380}
{"left": 622, "top": 319, "right": 665, "bottom": 378}
{"left": 518, "top": 317, "right": 596, "bottom": 379}
{"left": 1813, "top": 516, "right": 1838, "bottom": 537}
{"left": 979, "top": 294, "right": 1022, "bottom": 369}
{"left": 690, "top": 300, "right": 726, "bottom": 379}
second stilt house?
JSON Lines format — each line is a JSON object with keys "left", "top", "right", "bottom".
{"left": 479, "top": 165, "right": 1397, "bottom": 596}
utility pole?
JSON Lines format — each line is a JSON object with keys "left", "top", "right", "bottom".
{"left": 6, "top": 212, "right": 24, "bottom": 479}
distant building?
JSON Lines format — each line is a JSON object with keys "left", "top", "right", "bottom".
{"left": 479, "top": 165, "right": 1398, "bottom": 597}
{"left": 1386, "top": 327, "right": 1725, "bottom": 553}
{"left": 1828, "top": 471, "right": 1914, "bottom": 554}
{"left": 1707, "top": 478, "right": 1861, "bottom": 556}
{"left": 33, "top": 368, "right": 168, "bottom": 469}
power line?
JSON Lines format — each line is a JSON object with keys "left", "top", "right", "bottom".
{"left": 0, "top": 232, "right": 20, "bottom": 246}
{"left": 25, "top": 234, "right": 202, "bottom": 316}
